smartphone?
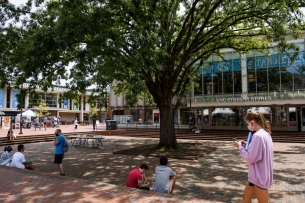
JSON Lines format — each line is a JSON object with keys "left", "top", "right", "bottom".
{"left": 232, "top": 137, "right": 239, "bottom": 142}
{"left": 146, "top": 180, "right": 151, "bottom": 184}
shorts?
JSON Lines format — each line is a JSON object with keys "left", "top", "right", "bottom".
{"left": 249, "top": 182, "right": 266, "bottom": 190}
{"left": 44, "top": 122, "right": 47, "bottom": 125}
{"left": 54, "top": 154, "right": 64, "bottom": 164}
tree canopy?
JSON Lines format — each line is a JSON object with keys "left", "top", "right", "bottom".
{"left": 1, "top": 0, "right": 305, "bottom": 148}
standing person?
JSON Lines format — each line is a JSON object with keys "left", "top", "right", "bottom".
{"left": 126, "top": 115, "right": 131, "bottom": 124}
{"left": 153, "top": 157, "right": 176, "bottom": 194}
{"left": 43, "top": 116, "right": 48, "bottom": 131}
{"left": 11, "top": 144, "right": 35, "bottom": 170}
{"left": 0, "top": 145, "right": 13, "bottom": 165}
{"left": 54, "top": 129, "right": 65, "bottom": 176}
{"left": 92, "top": 118, "right": 96, "bottom": 131}
{"left": 233, "top": 111, "right": 273, "bottom": 203}
{"left": 126, "top": 163, "right": 151, "bottom": 190}
{"left": 74, "top": 117, "right": 78, "bottom": 130}
{"left": 34, "top": 116, "right": 41, "bottom": 131}
{"left": 51, "top": 117, "right": 55, "bottom": 128}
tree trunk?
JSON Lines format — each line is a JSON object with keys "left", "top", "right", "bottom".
{"left": 158, "top": 99, "right": 179, "bottom": 149}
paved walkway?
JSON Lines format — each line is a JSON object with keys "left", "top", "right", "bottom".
{"left": 0, "top": 127, "right": 304, "bottom": 202}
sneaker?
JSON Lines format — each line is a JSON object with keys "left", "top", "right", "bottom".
{"left": 60, "top": 173, "right": 65, "bottom": 176}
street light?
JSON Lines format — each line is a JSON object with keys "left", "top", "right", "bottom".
{"left": 19, "top": 108, "right": 23, "bottom": 134}
{"left": 19, "top": 83, "right": 24, "bottom": 134}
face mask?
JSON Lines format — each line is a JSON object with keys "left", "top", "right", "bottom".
{"left": 247, "top": 121, "right": 255, "bottom": 132}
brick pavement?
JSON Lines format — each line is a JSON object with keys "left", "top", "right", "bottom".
{"left": 0, "top": 133, "right": 305, "bottom": 202}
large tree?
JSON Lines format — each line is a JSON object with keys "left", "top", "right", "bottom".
{"left": 1, "top": 0, "right": 305, "bottom": 148}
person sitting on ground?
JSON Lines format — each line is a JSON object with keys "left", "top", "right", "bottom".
{"left": 126, "top": 163, "right": 151, "bottom": 190}
{"left": 153, "top": 157, "right": 176, "bottom": 194}
{"left": 0, "top": 145, "right": 13, "bottom": 166}
{"left": 11, "top": 144, "right": 35, "bottom": 170}
{"left": 7, "top": 129, "right": 15, "bottom": 141}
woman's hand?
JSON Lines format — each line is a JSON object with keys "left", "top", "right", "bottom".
{"left": 233, "top": 140, "right": 241, "bottom": 148}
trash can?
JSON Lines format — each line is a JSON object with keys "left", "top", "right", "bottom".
{"left": 106, "top": 120, "right": 117, "bottom": 130}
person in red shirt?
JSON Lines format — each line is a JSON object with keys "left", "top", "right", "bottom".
{"left": 126, "top": 163, "right": 151, "bottom": 190}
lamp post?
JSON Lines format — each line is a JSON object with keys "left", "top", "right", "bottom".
{"left": 19, "top": 83, "right": 24, "bottom": 134}
{"left": 19, "top": 108, "right": 23, "bottom": 134}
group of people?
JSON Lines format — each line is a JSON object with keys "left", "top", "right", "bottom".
{"left": 7, "top": 129, "right": 16, "bottom": 141}
{"left": 0, "top": 144, "right": 34, "bottom": 170}
{"left": 126, "top": 157, "right": 176, "bottom": 194}
{"left": 1, "top": 111, "right": 273, "bottom": 202}
{"left": 126, "top": 111, "right": 273, "bottom": 202}
{"left": 0, "top": 128, "right": 66, "bottom": 176}
{"left": 34, "top": 116, "right": 60, "bottom": 131}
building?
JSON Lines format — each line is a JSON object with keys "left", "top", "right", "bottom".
{"left": 0, "top": 84, "right": 98, "bottom": 129}
{"left": 110, "top": 36, "right": 305, "bottom": 132}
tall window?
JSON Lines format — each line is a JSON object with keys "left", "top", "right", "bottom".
{"left": 194, "top": 51, "right": 241, "bottom": 101}
{"left": 246, "top": 43, "right": 305, "bottom": 99}
{"left": 37, "top": 93, "right": 57, "bottom": 107}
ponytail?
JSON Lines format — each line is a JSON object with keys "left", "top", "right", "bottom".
{"left": 244, "top": 111, "right": 272, "bottom": 134}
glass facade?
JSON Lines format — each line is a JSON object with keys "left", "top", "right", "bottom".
{"left": 180, "top": 41, "right": 305, "bottom": 131}
{"left": 38, "top": 93, "right": 57, "bottom": 107}
{"left": 194, "top": 52, "right": 242, "bottom": 102}
{"left": 194, "top": 42, "right": 305, "bottom": 102}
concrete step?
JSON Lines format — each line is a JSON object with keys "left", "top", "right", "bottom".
{"left": 1, "top": 129, "right": 304, "bottom": 147}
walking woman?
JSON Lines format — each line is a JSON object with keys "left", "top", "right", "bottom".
{"left": 233, "top": 111, "right": 273, "bottom": 203}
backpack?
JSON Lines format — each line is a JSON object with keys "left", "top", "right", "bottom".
{"left": 62, "top": 136, "right": 69, "bottom": 153}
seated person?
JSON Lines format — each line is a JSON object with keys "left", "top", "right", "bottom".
{"left": 0, "top": 145, "right": 13, "bottom": 166}
{"left": 153, "top": 157, "right": 176, "bottom": 194}
{"left": 126, "top": 163, "right": 151, "bottom": 190}
{"left": 7, "top": 129, "right": 15, "bottom": 141}
{"left": 11, "top": 144, "right": 35, "bottom": 170}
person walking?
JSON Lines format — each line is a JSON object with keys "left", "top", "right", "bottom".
{"left": 54, "top": 129, "right": 65, "bottom": 176}
{"left": 34, "top": 116, "right": 41, "bottom": 131}
{"left": 153, "top": 157, "right": 176, "bottom": 194}
{"left": 92, "top": 118, "right": 96, "bottom": 131}
{"left": 233, "top": 111, "right": 273, "bottom": 203}
{"left": 73, "top": 117, "right": 78, "bottom": 130}
{"left": 43, "top": 116, "right": 48, "bottom": 131}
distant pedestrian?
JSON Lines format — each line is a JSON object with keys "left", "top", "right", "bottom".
{"left": 43, "top": 116, "right": 48, "bottom": 131}
{"left": 11, "top": 144, "right": 35, "bottom": 170}
{"left": 233, "top": 111, "right": 273, "bottom": 203}
{"left": 34, "top": 116, "right": 41, "bottom": 131}
{"left": 54, "top": 129, "right": 65, "bottom": 176}
{"left": 92, "top": 118, "right": 96, "bottom": 131}
{"left": 126, "top": 163, "right": 151, "bottom": 190}
{"left": 127, "top": 116, "right": 131, "bottom": 123}
{"left": 153, "top": 157, "right": 176, "bottom": 194}
{"left": 51, "top": 117, "right": 55, "bottom": 128}
{"left": 74, "top": 117, "right": 78, "bottom": 130}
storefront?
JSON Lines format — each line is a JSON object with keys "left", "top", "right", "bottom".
{"left": 181, "top": 39, "right": 305, "bottom": 131}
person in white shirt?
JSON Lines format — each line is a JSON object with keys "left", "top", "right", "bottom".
{"left": 74, "top": 117, "right": 78, "bottom": 130}
{"left": 11, "top": 144, "right": 34, "bottom": 170}
{"left": 153, "top": 157, "right": 176, "bottom": 194}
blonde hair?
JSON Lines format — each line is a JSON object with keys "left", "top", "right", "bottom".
{"left": 244, "top": 111, "right": 272, "bottom": 134}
